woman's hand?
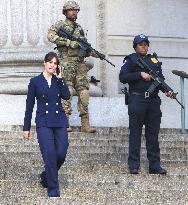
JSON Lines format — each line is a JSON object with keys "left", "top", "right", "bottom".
{"left": 56, "top": 65, "right": 64, "bottom": 79}
{"left": 23, "top": 131, "right": 30, "bottom": 140}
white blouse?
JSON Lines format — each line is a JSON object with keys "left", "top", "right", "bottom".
{"left": 43, "top": 73, "right": 52, "bottom": 88}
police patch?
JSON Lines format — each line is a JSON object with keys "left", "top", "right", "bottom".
{"left": 151, "top": 57, "right": 158, "bottom": 64}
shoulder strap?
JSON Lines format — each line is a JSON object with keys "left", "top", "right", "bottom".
{"left": 71, "top": 22, "right": 78, "bottom": 35}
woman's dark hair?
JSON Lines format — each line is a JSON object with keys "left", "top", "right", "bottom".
{"left": 44, "top": 52, "right": 59, "bottom": 65}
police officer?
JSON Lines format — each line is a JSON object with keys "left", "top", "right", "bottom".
{"left": 119, "top": 34, "right": 172, "bottom": 174}
{"left": 23, "top": 52, "right": 70, "bottom": 197}
{"left": 47, "top": 1, "right": 98, "bottom": 133}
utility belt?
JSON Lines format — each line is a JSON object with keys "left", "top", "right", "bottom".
{"left": 122, "top": 88, "right": 159, "bottom": 106}
{"left": 130, "top": 91, "right": 158, "bottom": 98}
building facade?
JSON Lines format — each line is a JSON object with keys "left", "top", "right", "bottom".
{"left": 0, "top": 0, "right": 188, "bottom": 128}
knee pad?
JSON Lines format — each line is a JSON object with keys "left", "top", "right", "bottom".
{"left": 79, "top": 90, "right": 89, "bottom": 106}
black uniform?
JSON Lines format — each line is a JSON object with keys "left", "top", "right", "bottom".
{"left": 119, "top": 53, "right": 165, "bottom": 171}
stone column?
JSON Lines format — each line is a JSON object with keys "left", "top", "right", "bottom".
{"left": 96, "top": 0, "right": 108, "bottom": 96}
{"left": 0, "top": 0, "right": 103, "bottom": 96}
{"left": 0, "top": 0, "right": 60, "bottom": 94}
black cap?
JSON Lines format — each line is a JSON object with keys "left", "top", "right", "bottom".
{"left": 133, "top": 34, "right": 149, "bottom": 48}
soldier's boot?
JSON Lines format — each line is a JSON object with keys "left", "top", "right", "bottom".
{"left": 80, "top": 114, "right": 96, "bottom": 133}
{"left": 66, "top": 115, "right": 73, "bottom": 132}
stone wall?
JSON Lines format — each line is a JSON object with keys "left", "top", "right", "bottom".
{"left": 0, "top": 0, "right": 188, "bottom": 128}
{"left": 105, "top": 0, "right": 188, "bottom": 96}
{"left": 0, "top": 0, "right": 97, "bottom": 94}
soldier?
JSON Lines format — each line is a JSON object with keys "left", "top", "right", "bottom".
{"left": 47, "top": 1, "right": 98, "bottom": 133}
{"left": 119, "top": 34, "right": 172, "bottom": 174}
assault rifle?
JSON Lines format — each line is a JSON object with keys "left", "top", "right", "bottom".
{"left": 57, "top": 27, "right": 115, "bottom": 67}
{"left": 136, "top": 57, "right": 184, "bottom": 109}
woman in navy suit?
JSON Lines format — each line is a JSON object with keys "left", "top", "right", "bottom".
{"left": 23, "top": 52, "right": 70, "bottom": 197}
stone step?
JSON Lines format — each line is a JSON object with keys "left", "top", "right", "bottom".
{"left": 1, "top": 162, "right": 188, "bottom": 181}
{"left": 1, "top": 152, "right": 187, "bottom": 166}
{"left": 1, "top": 125, "right": 187, "bottom": 205}
{"left": 1, "top": 135, "right": 187, "bottom": 143}
{"left": 1, "top": 159, "right": 188, "bottom": 173}
{"left": 0, "top": 130, "right": 188, "bottom": 141}
{"left": 1, "top": 151, "right": 186, "bottom": 162}
{"left": 0, "top": 179, "right": 187, "bottom": 204}
{"left": 0, "top": 151, "right": 186, "bottom": 164}
{"left": 0, "top": 125, "right": 127, "bottom": 134}
{"left": 0, "top": 146, "right": 186, "bottom": 162}
{"left": 1, "top": 187, "right": 187, "bottom": 205}
{"left": 0, "top": 135, "right": 187, "bottom": 151}
{"left": 0, "top": 197, "right": 77, "bottom": 205}
{"left": 1, "top": 157, "right": 187, "bottom": 204}
{"left": 2, "top": 192, "right": 187, "bottom": 205}
{"left": 2, "top": 159, "right": 188, "bottom": 173}
{"left": 0, "top": 127, "right": 188, "bottom": 136}
{"left": 1, "top": 172, "right": 188, "bottom": 193}
{"left": 0, "top": 142, "right": 186, "bottom": 155}
{"left": 0, "top": 125, "right": 186, "bottom": 135}
{"left": 0, "top": 136, "right": 188, "bottom": 149}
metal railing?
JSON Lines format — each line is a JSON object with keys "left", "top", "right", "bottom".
{"left": 172, "top": 70, "right": 188, "bottom": 134}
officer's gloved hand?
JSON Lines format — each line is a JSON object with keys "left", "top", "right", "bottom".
{"left": 70, "top": 41, "right": 80, "bottom": 48}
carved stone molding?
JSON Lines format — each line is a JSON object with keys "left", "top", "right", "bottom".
{"left": 0, "top": 0, "right": 104, "bottom": 97}
{"left": 0, "top": 0, "right": 56, "bottom": 50}
{"left": 26, "top": 0, "right": 40, "bottom": 46}
{"left": 0, "top": 0, "right": 7, "bottom": 47}
{"left": 10, "top": 0, "right": 24, "bottom": 46}
{"left": 96, "top": 0, "right": 107, "bottom": 96}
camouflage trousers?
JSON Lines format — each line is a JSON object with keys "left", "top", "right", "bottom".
{"left": 60, "top": 59, "right": 90, "bottom": 116}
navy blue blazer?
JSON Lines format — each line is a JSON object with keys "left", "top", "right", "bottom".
{"left": 23, "top": 73, "right": 70, "bottom": 131}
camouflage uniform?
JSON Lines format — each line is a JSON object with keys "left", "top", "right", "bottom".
{"left": 47, "top": 1, "right": 96, "bottom": 133}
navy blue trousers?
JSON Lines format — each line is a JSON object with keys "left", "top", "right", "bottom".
{"left": 36, "top": 127, "right": 68, "bottom": 197}
{"left": 128, "top": 95, "right": 162, "bottom": 170}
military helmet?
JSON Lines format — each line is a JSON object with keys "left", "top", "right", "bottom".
{"left": 63, "top": 1, "right": 80, "bottom": 15}
{"left": 133, "top": 34, "right": 149, "bottom": 48}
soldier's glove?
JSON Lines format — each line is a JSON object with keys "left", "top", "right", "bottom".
{"left": 98, "top": 53, "right": 105, "bottom": 60}
{"left": 70, "top": 41, "right": 80, "bottom": 48}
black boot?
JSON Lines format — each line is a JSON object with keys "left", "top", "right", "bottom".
{"left": 149, "top": 167, "right": 167, "bottom": 175}
{"left": 40, "top": 171, "right": 48, "bottom": 188}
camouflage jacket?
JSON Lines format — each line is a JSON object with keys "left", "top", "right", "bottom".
{"left": 48, "top": 19, "right": 96, "bottom": 59}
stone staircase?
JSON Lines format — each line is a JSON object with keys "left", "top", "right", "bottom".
{"left": 0, "top": 126, "right": 188, "bottom": 205}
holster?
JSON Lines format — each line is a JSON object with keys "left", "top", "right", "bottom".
{"left": 78, "top": 47, "right": 87, "bottom": 61}
{"left": 122, "top": 87, "right": 129, "bottom": 105}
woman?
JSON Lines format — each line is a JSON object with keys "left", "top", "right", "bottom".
{"left": 23, "top": 52, "right": 70, "bottom": 197}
